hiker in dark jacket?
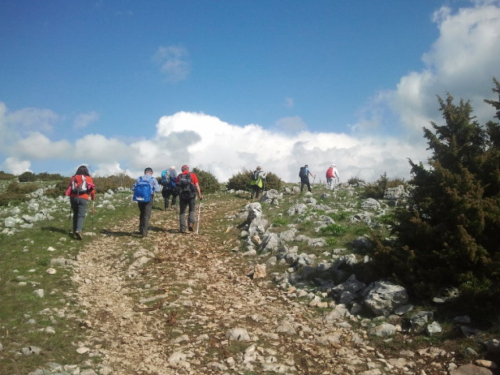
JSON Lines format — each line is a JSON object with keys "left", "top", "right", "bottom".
{"left": 161, "top": 166, "right": 178, "bottom": 210}
{"left": 176, "top": 165, "right": 203, "bottom": 233}
{"left": 299, "top": 164, "right": 315, "bottom": 193}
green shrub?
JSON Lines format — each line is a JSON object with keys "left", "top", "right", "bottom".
{"left": 347, "top": 177, "right": 365, "bottom": 186}
{"left": 192, "top": 168, "right": 220, "bottom": 194}
{"left": 44, "top": 180, "right": 68, "bottom": 198}
{"left": 93, "top": 174, "right": 136, "bottom": 192}
{"left": 0, "top": 171, "right": 15, "bottom": 180}
{"left": 18, "top": 171, "right": 36, "bottom": 182}
{"left": 371, "top": 79, "right": 500, "bottom": 302}
{"left": 364, "top": 172, "right": 407, "bottom": 199}
{"left": 36, "top": 172, "right": 65, "bottom": 181}
{"left": 227, "top": 170, "right": 283, "bottom": 191}
{"left": 321, "top": 224, "right": 348, "bottom": 236}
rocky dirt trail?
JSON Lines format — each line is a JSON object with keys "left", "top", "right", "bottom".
{"left": 72, "top": 198, "right": 468, "bottom": 375}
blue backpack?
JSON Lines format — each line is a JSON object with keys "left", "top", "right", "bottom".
{"left": 133, "top": 176, "right": 153, "bottom": 202}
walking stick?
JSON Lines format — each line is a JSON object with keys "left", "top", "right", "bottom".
{"left": 67, "top": 204, "right": 72, "bottom": 235}
{"left": 91, "top": 200, "right": 95, "bottom": 235}
{"left": 196, "top": 202, "right": 202, "bottom": 234}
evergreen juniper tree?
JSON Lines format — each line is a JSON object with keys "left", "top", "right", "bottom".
{"left": 372, "top": 79, "right": 500, "bottom": 301}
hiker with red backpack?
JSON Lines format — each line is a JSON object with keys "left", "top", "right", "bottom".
{"left": 132, "top": 167, "right": 161, "bottom": 238}
{"left": 175, "top": 165, "right": 203, "bottom": 233}
{"left": 65, "top": 165, "right": 95, "bottom": 240}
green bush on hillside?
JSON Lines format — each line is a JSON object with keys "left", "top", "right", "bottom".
{"left": 364, "top": 172, "right": 407, "bottom": 199}
{"left": 192, "top": 168, "right": 220, "bottom": 194}
{"left": 0, "top": 171, "right": 15, "bottom": 180}
{"left": 18, "top": 171, "right": 36, "bottom": 182}
{"left": 371, "top": 78, "right": 500, "bottom": 304}
{"left": 227, "top": 170, "right": 282, "bottom": 191}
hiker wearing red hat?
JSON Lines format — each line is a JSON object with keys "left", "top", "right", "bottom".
{"left": 175, "top": 165, "right": 203, "bottom": 233}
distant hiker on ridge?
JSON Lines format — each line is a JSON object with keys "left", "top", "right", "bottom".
{"left": 326, "top": 163, "right": 340, "bottom": 189}
{"left": 176, "top": 165, "right": 203, "bottom": 233}
{"left": 132, "top": 167, "right": 161, "bottom": 238}
{"left": 250, "top": 166, "right": 266, "bottom": 200}
{"left": 65, "top": 165, "right": 96, "bottom": 240}
{"left": 299, "top": 164, "right": 315, "bottom": 193}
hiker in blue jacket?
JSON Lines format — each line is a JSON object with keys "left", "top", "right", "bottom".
{"left": 132, "top": 167, "right": 161, "bottom": 237}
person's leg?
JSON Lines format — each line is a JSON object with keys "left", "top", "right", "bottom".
{"left": 138, "top": 202, "right": 146, "bottom": 234}
{"left": 164, "top": 190, "right": 171, "bottom": 209}
{"left": 307, "top": 179, "right": 312, "bottom": 192}
{"left": 74, "top": 198, "right": 88, "bottom": 239}
{"left": 142, "top": 200, "right": 153, "bottom": 236}
{"left": 171, "top": 191, "right": 178, "bottom": 208}
{"left": 70, "top": 198, "right": 78, "bottom": 234}
{"left": 188, "top": 198, "right": 196, "bottom": 231}
{"left": 179, "top": 199, "right": 188, "bottom": 232}
{"left": 162, "top": 187, "right": 168, "bottom": 210}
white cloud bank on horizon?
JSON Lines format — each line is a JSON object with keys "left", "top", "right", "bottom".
{"left": 1, "top": 1, "right": 499, "bottom": 182}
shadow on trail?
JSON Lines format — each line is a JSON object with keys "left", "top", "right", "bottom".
{"left": 99, "top": 229, "right": 134, "bottom": 237}
{"left": 42, "top": 226, "right": 69, "bottom": 234}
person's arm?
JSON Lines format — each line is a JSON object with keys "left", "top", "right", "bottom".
{"left": 153, "top": 178, "right": 161, "bottom": 193}
{"left": 194, "top": 183, "right": 203, "bottom": 200}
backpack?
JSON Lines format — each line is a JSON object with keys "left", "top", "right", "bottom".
{"left": 160, "top": 170, "right": 171, "bottom": 186}
{"left": 177, "top": 172, "right": 195, "bottom": 200}
{"left": 299, "top": 167, "right": 307, "bottom": 179}
{"left": 71, "top": 175, "right": 88, "bottom": 195}
{"left": 251, "top": 170, "right": 260, "bottom": 181}
{"left": 133, "top": 176, "right": 153, "bottom": 202}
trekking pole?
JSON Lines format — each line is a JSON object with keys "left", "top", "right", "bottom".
{"left": 196, "top": 202, "right": 202, "bottom": 234}
{"left": 91, "top": 200, "right": 95, "bottom": 235}
{"left": 67, "top": 204, "right": 72, "bottom": 235}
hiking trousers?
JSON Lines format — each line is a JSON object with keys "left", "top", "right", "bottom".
{"left": 162, "top": 188, "right": 178, "bottom": 209}
{"left": 70, "top": 196, "right": 88, "bottom": 233}
{"left": 179, "top": 197, "right": 195, "bottom": 232}
{"left": 138, "top": 196, "right": 153, "bottom": 236}
{"left": 300, "top": 177, "right": 312, "bottom": 192}
{"left": 251, "top": 185, "right": 262, "bottom": 199}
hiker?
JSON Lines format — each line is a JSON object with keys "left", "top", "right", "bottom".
{"left": 66, "top": 165, "right": 96, "bottom": 240}
{"left": 326, "top": 163, "right": 340, "bottom": 189}
{"left": 250, "top": 166, "right": 266, "bottom": 199}
{"left": 132, "top": 167, "right": 161, "bottom": 237}
{"left": 160, "top": 166, "right": 178, "bottom": 210}
{"left": 299, "top": 164, "right": 315, "bottom": 193}
{"left": 175, "top": 165, "right": 203, "bottom": 233}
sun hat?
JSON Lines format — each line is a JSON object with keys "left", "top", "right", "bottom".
{"left": 257, "top": 166, "right": 262, "bottom": 170}
{"left": 170, "top": 166, "right": 176, "bottom": 169}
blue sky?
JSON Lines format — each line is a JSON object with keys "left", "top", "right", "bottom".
{"left": 1, "top": 0, "right": 499, "bottom": 182}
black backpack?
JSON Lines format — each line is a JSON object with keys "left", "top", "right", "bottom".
{"left": 177, "top": 172, "right": 195, "bottom": 200}
{"left": 252, "top": 170, "right": 260, "bottom": 181}
{"left": 299, "top": 167, "right": 307, "bottom": 179}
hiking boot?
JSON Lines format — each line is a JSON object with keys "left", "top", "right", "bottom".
{"left": 188, "top": 224, "right": 194, "bottom": 232}
{"left": 75, "top": 231, "right": 83, "bottom": 240}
